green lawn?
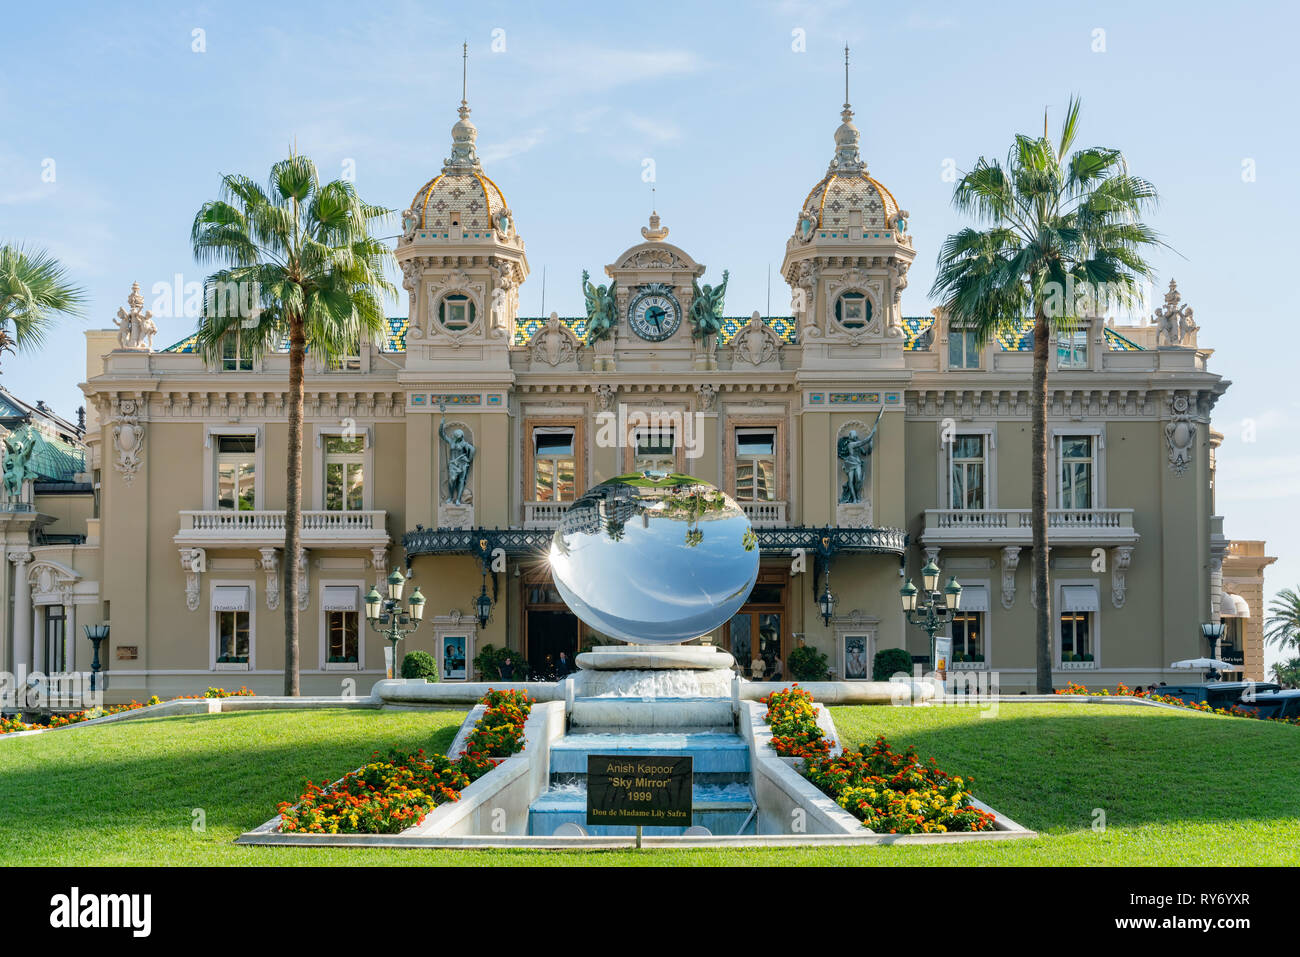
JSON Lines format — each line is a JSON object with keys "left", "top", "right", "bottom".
{"left": 1, "top": 703, "right": 1296, "bottom": 865}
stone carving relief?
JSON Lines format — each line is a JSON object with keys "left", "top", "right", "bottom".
{"left": 1111, "top": 545, "right": 1134, "bottom": 609}
{"left": 1164, "top": 393, "right": 1196, "bottom": 474}
{"left": 400, "top": 258, "right": 425, "bottom": 334}
{"left": 696, "top": 383, "right": 718, "bottom": 413}
{"left": 528, "top": 312, "right": 579, "bottom": 367}
{"left": 789, "top": 261, "right": 818, "bottom": 339}
{"left": 113, "top": 282, "right": 158, "bottom": 351}
{"left": 1001, "top": 546, "right": 1021, "bottom": 609}
{"left": 259, "top": 547, "right": 280, "bottom": 611}
{"left": 298, "top": 548, "right": 311, "bottom": 612}
{"left": 425, "top": 270, "right": 486, "bottom": 344}
{"left": 731, "top": 311, "right": 783, "bottom": 367}
{"left": 595, "top": 382, "right": 615, "bottom": 413}
{"left": 618, "top": 247, "right": 690, "bottom": 270}
{"left": 181, "top": 548, "right": 206, "bottom": 612}
{"left": 369, "top": 546, "right": 388, "bottom": 588}
{"left": 824, "top": 269, "right": 883, "bottom": 342}
{"left": 112, "top": 398, "right": 145, "bottom": 485}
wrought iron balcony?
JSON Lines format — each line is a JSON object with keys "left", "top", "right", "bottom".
{"left": 922, "top": 507, "right": 1138, "bottom": 546}
{"left": 176, "top": 509, "right": 389, "bottom": 548}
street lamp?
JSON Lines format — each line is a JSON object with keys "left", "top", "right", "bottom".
{"left": 365, "top": 573, "right": 425, "bottom": 678}
{"left": 818, "top": 564, "right": 838, "bottom": 626}
{"left": 83, "top": 623, "right": 110, "bottom": 693}
{"left": 475, "top": 576, "right": 493, "bottom": 629}
{"left": 1201, "top": 621, "right": 1226, "bottom": 681}
{"left": 900, "top": 560, "right": 960, "bottom": 673}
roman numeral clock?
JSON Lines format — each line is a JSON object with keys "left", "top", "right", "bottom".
{"left": 627, "top": 284, "right": 681, "bottom": 342}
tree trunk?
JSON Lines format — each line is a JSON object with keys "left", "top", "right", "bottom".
{"left": 283, "top": 318, "right": 305, "bottom": 696}
{"left": 1031, "top": 308, "right": 1052, "bottom": 694}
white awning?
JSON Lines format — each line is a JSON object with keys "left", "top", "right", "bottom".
{"left": 960, "top": 584, "right": 989, "bottom": 612}
{"left": 1219, "top": 592, "right": 1250, "bottom": 618}
{"left": 322, "top": 586, "right": 359, "bottom": 612}
{"left": 212, "top": 586, "right": 250, "bottom": 612}
{"left": 1061, "top": 585, "right": 1099, "bottom": 613}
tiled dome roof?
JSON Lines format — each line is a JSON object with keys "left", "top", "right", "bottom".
{"left": 800, "top": 169, "right": 900, "bottom": 231}
{"left": 410, "top": 170, "right": 508, "bottom": 233}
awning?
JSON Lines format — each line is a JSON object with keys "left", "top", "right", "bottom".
{"left": 322, "top": 586, "right": 359, "bottom": 612}
{"left": 1219, "top": 592, "right": 1250, "bottom": 618}
{"left": 1061, "top": 585, "right": 1099, "bottom": 613}
{"left": 212, "top": 586, "right": 250, "bottom": 612}
{"left": 960, "top": 584, "right": 989, "bottom": 612}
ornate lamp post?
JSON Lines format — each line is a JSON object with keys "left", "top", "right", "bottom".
{"left": 900, "top": 559, "right": 962, "bottom": 672}
{"left": 475, "top": 575, "right": 494, "bottom": 629}
{"left": 83, "top": 623, "right": 110, "bottom": 693}
{"left": 365, "top": 569, "right": 425, "bottom": 678}
{"left": 1200, "top": 621, "right": 1226, "bottom": 681}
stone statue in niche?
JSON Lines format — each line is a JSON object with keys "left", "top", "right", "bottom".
{"left": 438, "top": 398, "right": 475, "bottom": 505}
{"left": 837, "top": 408, "right": 883, "bottom": 505}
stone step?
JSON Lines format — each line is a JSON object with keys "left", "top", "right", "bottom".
{"left": 569, "top": 696, "right": 735, "bottom": 730}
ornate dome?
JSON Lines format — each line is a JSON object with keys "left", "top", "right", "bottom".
{"left": 404, "top": 86, "right": 513, "bottom": 238}
{"left": 795, "top": 96, "right": 905, "bottom": 236}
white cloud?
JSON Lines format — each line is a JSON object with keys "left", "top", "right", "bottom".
{"left": 622, "top": 114, "right": 681, "bottom": 144}
{"left": 480, "top": 128, "right": 547, "bottom": 164}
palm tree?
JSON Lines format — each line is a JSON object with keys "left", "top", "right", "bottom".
{"left": 931, "top": 98, "right": 1160, "bottom": 693}
{"left": 0, "top": 244, "right": 87, "bottom": 368}
{"left": 1270, "top": 657, "right": 1300, "bottom": 689}
{"left": 191, "top": 155, "right": 393, "bottom": 695}
{"left": 1264, "top": 588, "right": 1300, "bottom": 653}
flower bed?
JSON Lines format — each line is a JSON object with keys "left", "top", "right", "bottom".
{"left": 0, "top": 686, "right": 260, "bottom": 735}
{"left": 275, "top": 688, "right": 536, "bottom": 834}
{"left": 762, "top": 684, "right": 833, "bottom": 758}
{"left": 277, "top": 748, "right": 470, "bottom": 834}
{"left": 1056, "top": 682, "right": 1300, "bottom": 726}
{"left": 803, "top": 736, "right": 996, "bottom": 834}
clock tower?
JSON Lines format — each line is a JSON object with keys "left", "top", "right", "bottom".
{"left": 598, "top": 211, "right": 723, "bottom": 373}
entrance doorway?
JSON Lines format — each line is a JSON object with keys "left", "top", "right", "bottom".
{"left": 725, "top": 571, "right": 787, "bottom": 680}
{"left": 524, "top": 578, "right": 578, "bottom": 678}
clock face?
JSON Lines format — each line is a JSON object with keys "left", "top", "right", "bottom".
{"left": 628, "top": 291, "right": 681, "bottom": 342}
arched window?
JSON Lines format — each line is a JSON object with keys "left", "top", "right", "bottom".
{"left": 438, "top": 293, "right": 476, "bottom": 332}
{"left": 835, "top": 291, "right": 871, "bottom": 329}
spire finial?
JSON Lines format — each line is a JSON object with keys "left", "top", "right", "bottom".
{"left": 844, "top": 44, "right": 850, "bottom": 109}
{"left": 459, "top": 41, "right": 469, "bottom": 118}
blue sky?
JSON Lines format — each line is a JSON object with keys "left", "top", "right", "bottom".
{"left": 2, "top": 0, "right": 1297, "bottom": 665}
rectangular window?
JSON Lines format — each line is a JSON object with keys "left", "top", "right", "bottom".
{"left": 633, "top": 427, "right": 676, "bottom": 473}
{"left": 327, "top": 610, "right": 359, "bottom": 663}
{"left": 221, "top": 332, "right": 254, "bottom": 372}
{"left": 948, "top": 328, "right": 981, "bottom": 369}
{"left": 1059, "top": 612, "right": 1092, "bottom": 660}
{"left": 1059, "top": 436, "right": 1093, "bottom": 510}
{"left": 217, "top": 611, "right": 250, "bottom": 662}
{"left": 533, "top": 429, "right": 576, "bottom": 502}
{"left": 950, "top": 435, "right": 986, "bottom": 509}
{"left": 44, "top": 605, "right": 66, "bottom": 674}
{"left": 735, "top": 429, "right": 776, "bottom": 502}
{"left": 1057, "top": 330, "right": 1088, "bottom": 369}
{"left": 951, "top": 611, "right": 983, "bottom": 660}
{"left": 324, "top": 435, "right": 365, "bottom": 512}
{"left": 216, "top": 435, "right": 257, "bottom": 511}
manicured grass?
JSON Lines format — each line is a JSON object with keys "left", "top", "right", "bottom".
{"left": 1, "top": 703, "right": 1296, "bottom": 865}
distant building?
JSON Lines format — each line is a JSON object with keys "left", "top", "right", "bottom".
{"left": 0, "top": 79, "right": 1272, "bottom": 699}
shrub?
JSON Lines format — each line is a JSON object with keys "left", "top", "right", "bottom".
{"left": 873, "top": 647, "right": 915, "bottom": 681}
{"left": 787, "top": 645, "right": 830, "bottom": 682}
{"left": 472, "top": 643, "right": 518, "bottom": 681}
{"left": 762, "top": 684, "right": 832, "bottom": 758}
{"left": 803, "top": 736, "right": 996, "bottom": 834}
{"left": 278, "top": 748, "right": 468, "bottom": 834}
{"left": 401, "top": 650, "right": 439, "bottom": 681}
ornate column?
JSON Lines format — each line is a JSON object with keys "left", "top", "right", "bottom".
{"left": 9, "top": 551, "right": 33, "bottom": 674}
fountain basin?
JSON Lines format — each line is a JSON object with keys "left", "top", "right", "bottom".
{"left": 575, "top": 644, "right": 735, "bottom": 671}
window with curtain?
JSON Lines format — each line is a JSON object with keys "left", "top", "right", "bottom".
{"left": 1059, "top": 436, "right": 1093, "bottom": 509}
{"left": 533, "top": 428, "right": 576, "bottom": 502}
{"left": 950, "top": 435, "right": 985, "bottom": 509}
{"left": 216, "top": 435, "right": 256, "bottom": 511}
{"left": 735, "top": 429, "right": 776, "bottom": 501}
{"left": 324, "top": 435, "right": 365, "bottom": 512}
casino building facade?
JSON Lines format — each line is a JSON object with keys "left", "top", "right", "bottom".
{"left": 0, "top": 82, "right": 1272, "bottom": 700}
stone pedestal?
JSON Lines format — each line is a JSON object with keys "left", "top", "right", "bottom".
{"left": 836, "top": 502, "right": 872, "bottom": 528}
{"left": 571, "top": 644, "right": 738, "bottom": 698}
{"left": 438, "top": 502, "right": 474, "bottom": 529}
